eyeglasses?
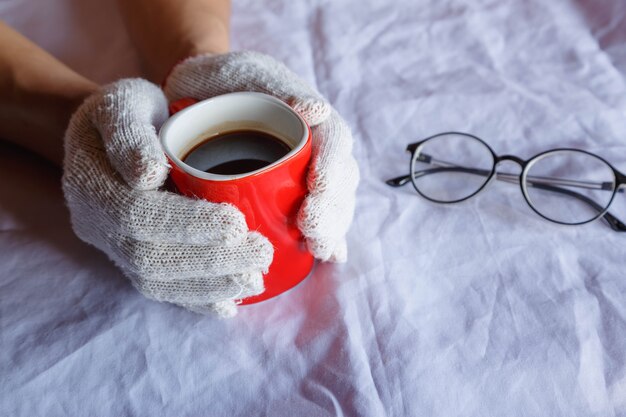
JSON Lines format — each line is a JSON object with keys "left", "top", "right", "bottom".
{"left": 386, "top": 132, "right": 626, "bottom": 232}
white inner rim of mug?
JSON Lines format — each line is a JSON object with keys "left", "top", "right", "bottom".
{"left": 159, "top": 92, "right": 308, "bottom": 181}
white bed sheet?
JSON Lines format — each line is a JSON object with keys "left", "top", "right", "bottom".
{"left": 1, "top": 0, "right": 626, "bottom": 416}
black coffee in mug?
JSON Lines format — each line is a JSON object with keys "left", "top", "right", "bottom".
{"left": 183, "top": 129, "right": 292, "bottom": 175}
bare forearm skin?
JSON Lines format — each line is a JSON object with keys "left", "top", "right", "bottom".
{"left": 0, "top": 0, "right": 231, "bottom": 164}
{"left": 117, "top": 0, "right": 231, "bottom": 83}
{"left": 0, "top": 21, "right": 97, "bottom": 165}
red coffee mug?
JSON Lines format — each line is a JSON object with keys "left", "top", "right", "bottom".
{"left": 159, "top": 92, "right": 315, "bottom": 304}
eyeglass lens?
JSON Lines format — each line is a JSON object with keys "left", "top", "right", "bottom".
{"left": 410, "top": 133, "right": 494, "bottom": 203}
{"left": 523, "top": 151, "right": 615, "bottom": 224}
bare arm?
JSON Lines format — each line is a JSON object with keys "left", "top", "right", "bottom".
{"left": 0, "top": 0, "right": 230, "bottom": 165}
{"left": 0, "top": 21, "right": 98, "bottom": 165}
{"left": 117, "top": 0, "right": 231, "bottom": 83}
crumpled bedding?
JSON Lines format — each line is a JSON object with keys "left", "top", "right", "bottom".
{"left": 1, "top": 0, "right": 625, "bottom": 416}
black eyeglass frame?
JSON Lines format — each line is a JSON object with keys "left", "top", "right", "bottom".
{"left": 387, "top": 132, "right": 626, "bottom": 231}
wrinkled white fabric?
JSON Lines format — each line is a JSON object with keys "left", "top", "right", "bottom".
{"left": 166, "top": 52, "right": 359, "bottom": 262}
{"left": 63, "top": 79, "right": 273, "bottom": 317}
{"left": 2, "top": 0, "right": 626, "bottom": 416}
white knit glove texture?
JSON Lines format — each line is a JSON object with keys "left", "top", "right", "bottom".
{"left": 165, "top": 51, "right": 360, "bottom": 262}
{"left": 62, "top": 79, "right": 273, "bottom": 318}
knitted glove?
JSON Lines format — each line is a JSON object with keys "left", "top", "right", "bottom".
{"left": 63, "top": 79, "right": 273, "bottom": 318}
{"left": 165, "top": 51, "right": 360, "bottom": 262}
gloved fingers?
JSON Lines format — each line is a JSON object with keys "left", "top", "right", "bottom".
{"left": 121, "top": 190, "right": 249, "bottom": 246}
{"left": 329, "top": 239, "right": 348, "bottom": 263}
{"left": 183, "top": 300, "right": 238, "bottom": 318}
{"left": 302, "top": 154, "right": 359, "bottom": 229}
{"left": 113, "top": 231, "right": 274, "bottom": 280}
{"left": 295, "top": 109, "right": 359, "bottom": 262}
{"left": 138, "top": 272, "right": 264, "bottom": 318}
{"left": 306, "top": 237, "right": 349, "bottom": 264}
{"left": 64, "top": 126, "right": 250, "bottom": 246}
{"left": 298, "top": 185, "right": 357, "bottom": 262}
{"left": 133, "top": 271, "right": 264, "bottom": 308}
{"left": 288, "top": 96, "right": 331, "bottom": 127}
{"left": 297, "top": 150, "right": 358, "bottom": 262}
{"left": 230, "top": 271, "right": 266, "bottom": 297}
{"left": 164, "top": 51, "right": 331, "bottom": 126}
{"left": 89, "top": 79, "right": 170, "bottom": 191}
{"left": 308, "top": 111, "right": 357, "bottom": 192}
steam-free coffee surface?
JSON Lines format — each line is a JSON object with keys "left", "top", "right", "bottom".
{"left": 183, "top": 129, "right": 291, "bottom": 175}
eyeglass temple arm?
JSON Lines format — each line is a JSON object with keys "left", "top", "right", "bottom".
{"left": 528, "top": 182, "right": 625, "bottom": 231}
{"left": 385, "top": 155, "right": 622, "bottom": 192}
{"left": 386, "top": 175, "right": 413, "bottom": 187}
{"left": 386, "top": 156, "right": 626, "bottom": 231}
{"left": 494, "top": 173, "right": 625, "bottom": 231}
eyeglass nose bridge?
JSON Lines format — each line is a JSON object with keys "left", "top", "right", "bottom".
{"left": 495, "top": 154, "right": 526, "bottom": 166}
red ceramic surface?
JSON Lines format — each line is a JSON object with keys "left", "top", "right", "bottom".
{"left": 161, "top": 94, "right": 315, "bottom": 304}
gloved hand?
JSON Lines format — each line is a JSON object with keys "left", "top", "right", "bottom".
{"left": 63, "top": 79, "right": 273, "bottom": 318}
{"left": 165, "top": 51, "right": 360, "bottom": 262}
